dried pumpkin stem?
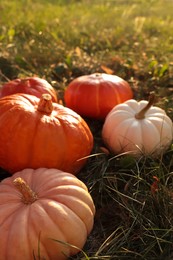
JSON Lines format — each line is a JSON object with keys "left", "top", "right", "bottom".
{"left": 95, "top": 73, "right": 101, "bottom": 77}
{"left": 135, "top": 92, "right": 155, "bottom": 120}
{"left": 37, "top": 94, "right": 53, "bottom": 114}
{"left": 13, "top": 177, "right": 38, "bottom": 204}
{"left": 21, "top": 79, "right": 29, "bottom": 85}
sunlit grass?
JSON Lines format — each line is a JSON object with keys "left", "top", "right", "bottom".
{"left": 1, "top": 0, "right": 173, "bottom": 61}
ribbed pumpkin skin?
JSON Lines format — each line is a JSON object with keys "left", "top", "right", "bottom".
{"left": 0, "top": 168, "right": 95, "bottom": 260}
{"left": 64, "top": 73, "right": 133, "bottom": 120}
{"left": 0, "top": 94, "right": 93, "bottom": 174}
{"left": 0, "top": 77, "right": 58, "bottom": 102}
{"left": 102, "top": 99, "right": 173, "bottom": 157}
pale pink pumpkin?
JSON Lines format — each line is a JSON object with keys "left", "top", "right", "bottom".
{"left": 0, "top": 168, "right": 95, "bottom": 260}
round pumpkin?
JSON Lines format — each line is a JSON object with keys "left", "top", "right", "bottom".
{"left": 0, "top": 93, "right": 93, "bottom": 174}
{"left": 102, "top": 94, "right": 173, "bottom": 157}
{"left": 0, "top": 168, "right": 95, "bottom": 260}
{"left": 0, "top": 77, "right": 58, "bottom": 102}
{"left": 64, "top": 73, "right": 133, "bottom": 120}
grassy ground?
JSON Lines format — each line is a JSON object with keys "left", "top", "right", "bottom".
{"left": 0, "top": 0, "right": 173, "bottom": 259}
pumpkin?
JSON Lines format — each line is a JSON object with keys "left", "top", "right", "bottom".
{"left": 102, "top": 94, "right": 173, "bottom": 157}
{"left": 0, "top": 77, "right": 58, "bottom": 102}
{"left": 0, "top": 93, "right": 93, "bottom": 174}
{"left": 0, "top": 168, "right": 95, "bottom": 260}
{"left": 64, "top": 73, "right": 133, "bottom": 120}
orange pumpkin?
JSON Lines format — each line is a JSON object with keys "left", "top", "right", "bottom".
{"left": 0, "top": 93, "right": 93, "bottom": 174}
{"left": 64, "top": 73, "right": 133, "bottom": 120}
{"left": 0, "top": 168, "right": 95, "bottom": 260}
{"left": 0, "top": 77, "right": 58, "bottom": 102}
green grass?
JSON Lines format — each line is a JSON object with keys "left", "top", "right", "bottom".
{"left": 0, "top": 0, "right": 173, "bottom": 259}
{"left": 1, "top": 0, "right": 173, "bottom": 78}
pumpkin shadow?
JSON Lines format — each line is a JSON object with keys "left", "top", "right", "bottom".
{"left": 0, "top": 168, "right": 11, "bottom": 181}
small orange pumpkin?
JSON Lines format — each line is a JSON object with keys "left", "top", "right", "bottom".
{"left": 0, "top": 168, "right": 95, "bottom": 260}
{"left": 0, "top": 93, "right": 93, "bottom": 174}
{"left": 0, "top": 77, "right": 58, "bottom": 102}
{"left": 64, "top": 73, "right": 133, "bottom": 120}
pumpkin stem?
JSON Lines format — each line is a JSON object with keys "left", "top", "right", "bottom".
{"left": 94, "top": 73, "right": 101, "bottom": 77}
{"left": 37, "top": 94, "right": 53, "bottom": 114}
{"left": 135, "top": 92, "right": 155, "bottom": 120}
{"left": 13, "top": 177, "right": 38, "bottom": 204}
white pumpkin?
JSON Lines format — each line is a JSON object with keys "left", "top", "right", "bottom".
{"left": 102, "top": 94, "right": 173, "bottom": 157}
